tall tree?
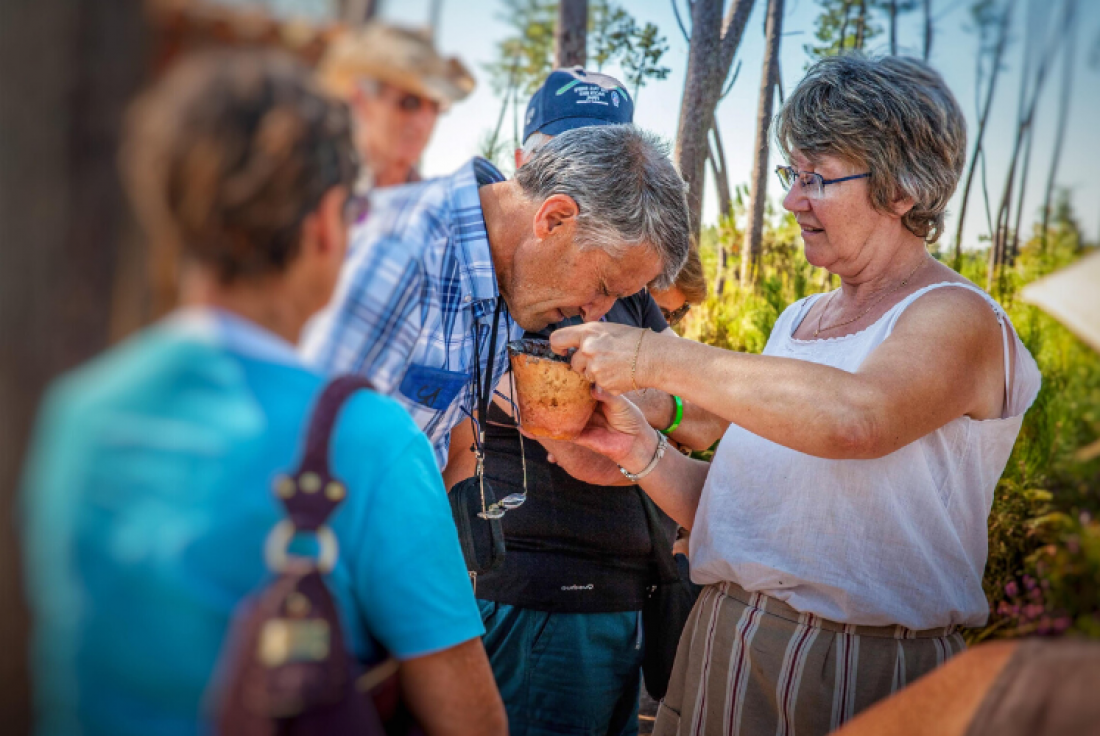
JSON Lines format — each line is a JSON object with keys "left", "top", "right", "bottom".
{"left": 988, "top": 0, "right": 1066, "bottom": 291}
{"left": 674, "top": 0, "right": 756, "bottom": 239}
{"left": 482, "top": 0, "right": 668, "bottom": 166}
{"left": 429, "top": 0, "right": 444, "bottom": 39}
{"left": 708, "top": 61, "right": 742, "bottom": 295}
{"left": 854, "top": 0, "right": 869, "bottom": 49}
{"left": 889, "top": 0, "right": 898, "bottom": 53}
{"left": 590, "top": 0, "right": 632, "bottom": 70}
{"left": 952, "top": 0, "right": 1012, "bottom": 270}
{"left": 708, "top": 125, "right": 736, "bottom": 294}
{"left": 740, "top": 0, "right": 784, "bottom": 287}
{"left": 620, "top": 21, "right": 671, "bottom": 101}
{"left": 341, "top": 0, "right": 380, "bottom": 24}
{"left": 805, "top": 0, "right": 881, "bottom": 59}
{"left": 923, "top": 0, "right": 933, "bottom": 59}
{"left": 556, "top": 0, "right": 588, "bottom": 66}
{"left": 1039, "top": 0, "right": 1079, "bottom": 255}
{"left": 0, "top": 0, "right": 147, "bottom": 730}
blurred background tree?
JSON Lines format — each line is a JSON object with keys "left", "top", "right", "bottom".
{"left": 479, "top": 0, "right": 672, "bottom": 169}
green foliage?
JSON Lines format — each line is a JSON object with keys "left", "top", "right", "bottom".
{"left": 480, "top": 0, "right": 671, "bottom": 157}
{"left": 589, "top": 0, "right": 632, "bottom": 72}
{"left": 619, "top": 21, "right": 671, "bottom": 102}
{"left": 687, "top": 194, "right": 1100, "bottom": 640}
{"left": 804, "top": 0, "right": 883, "bottom": 60}
{"left": 972, "top": 219, "right": 1100, "bottom": 640}
{"left": 484, "top": 0, "right": 557, "bottom": 97}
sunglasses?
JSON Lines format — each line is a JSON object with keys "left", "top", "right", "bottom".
{"left": 660, "top": 303, "right": 691, "bottom": 326}
{"left": 382, "top": 85, "right": 440, "bottom": 115}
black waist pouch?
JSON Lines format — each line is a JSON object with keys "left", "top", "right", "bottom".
{"left": 448, "top": 476, "right": 505, "bottom": 575}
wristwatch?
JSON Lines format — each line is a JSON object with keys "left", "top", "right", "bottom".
{"left": 619, "top": 431, "right": 668, "bottom": 483}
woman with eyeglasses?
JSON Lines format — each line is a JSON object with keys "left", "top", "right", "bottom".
{"left": 550, "top": 55, "right": 1041, "bottom": 735}
{"left": 20, "top": 51, "right": 505, "bottom": 736}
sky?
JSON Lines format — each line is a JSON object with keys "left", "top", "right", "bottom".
{"left": 246, "top": 0, "right": 1100, "bottom": 250}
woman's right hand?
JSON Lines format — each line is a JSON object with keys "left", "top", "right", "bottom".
{"left": 567, "top": 387, "right": 658, "bottom": 469}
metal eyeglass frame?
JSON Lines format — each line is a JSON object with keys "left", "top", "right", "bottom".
{"left": 775, "top": 165, "right": 871, "bottom": 199}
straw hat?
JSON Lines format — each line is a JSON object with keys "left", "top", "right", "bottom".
{"left": 1020, "top": 249, "right": 1100, "bottom": 353}
{"left": 318, "top": 22, "right": 475, "bottom": 109}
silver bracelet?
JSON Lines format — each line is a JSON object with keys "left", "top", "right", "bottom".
{"left": 619, "top": 431, "right": 668, "bottom": 483}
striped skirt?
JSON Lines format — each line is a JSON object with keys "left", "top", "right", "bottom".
{"left": 653, "top": 581, "right": 966, "bottom": 736}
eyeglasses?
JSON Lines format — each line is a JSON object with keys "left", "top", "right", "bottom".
{"left": 775, "top": 165, "right": 871, "bottom": 200}
{"left": 660, "top": 303, "right": 691, "bottom": 327}
{"left": 381, "top": 84, "right": 440, "bottom": 115}
{"left": 343, "top": 192, "right": 370, "bottom": 225}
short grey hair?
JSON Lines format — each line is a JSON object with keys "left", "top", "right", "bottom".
{"left": 521, "top": 131, "right": 553, "bottom": 158}
{"left": 776, "top": 55, "right": 967, "bottom": 243}
{"left": 514, "top": 125, "right": 690, "bottom": 289}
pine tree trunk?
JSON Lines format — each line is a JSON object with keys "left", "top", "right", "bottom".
{"left": 923, "top": 0, "right": 933, "bottom": 60}
{"left": 989, "top": 0, "right": 1060, "bottom": 290}
{"left": 1040, "top": 0, "right": 1078, "bottom": 255}
{"left": 556, "top": 0, "right": 588, "bottom": 68}
{"left": 839, "top": 0, "right": 853, "bottom": 51}
{"left": 1008, "top": 123, "right": 1036, "bottom": 266}
{"left": 740, "top": 0, "right": 784, "bottom": 288}
{"left": 0, "top": 0, "right": 147, "bottom": 729}
{"left": 855, "top": 0, "right": 868, "bottom": 50}
{"left": 708, "top": 125, "right": 734, "bottom": 296}
{"left": 953, "top": 4, "right": 1011, "bottom": 270}
{"left": 890, "top": 0, "right": 898, "bottom": 55}
{"left": 675, "top": 0, "right": 756, "bottom": 240}
{"left": 342, "top": 0, "right": 380, "bottom": 24}
{"left": 429, "top": 0, "right": 444, "bottom": 40}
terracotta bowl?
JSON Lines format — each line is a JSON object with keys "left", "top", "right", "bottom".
{"left": 507, "top": 339, "right": 597, "bottom": 441}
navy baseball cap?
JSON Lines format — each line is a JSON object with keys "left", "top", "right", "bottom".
{"left": 522, "top": 67, "right": 634, "bottom": 143}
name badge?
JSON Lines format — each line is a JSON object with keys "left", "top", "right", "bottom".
{"left": 399, "top": 364, "right": 470, "bottom": 411}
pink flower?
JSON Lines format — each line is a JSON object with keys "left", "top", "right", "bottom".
{"left": 1005, "top": 581, "right": 1019, "bottom": 598}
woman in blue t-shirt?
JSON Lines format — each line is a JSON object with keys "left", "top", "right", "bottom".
{"left": 20, "top": 50, "right": 505, "bottom": 736}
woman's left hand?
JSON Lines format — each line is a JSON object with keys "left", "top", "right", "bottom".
{"left": 550, "top": 322, "right": 660, "bottom": 395}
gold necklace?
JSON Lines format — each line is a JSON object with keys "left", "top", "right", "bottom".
{"left": 814, "top": 257, "right": 928, "bottom": 338}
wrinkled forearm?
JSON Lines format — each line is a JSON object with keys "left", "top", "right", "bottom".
{"left": 642, "top": 335, "right": 883, "bottom": 460}
{"left": 628, "top": 388, "right": 729, "bottom": 452}
{"left": 617, "top": 427, "right": 711, "bottom": 529}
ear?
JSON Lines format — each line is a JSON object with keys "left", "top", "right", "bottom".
{"left": 532, "top": 193, "right": 579, "bottom": 241}
{"left": 300, "top": 187, "right": 347, "bottom": 260}
{"left": 514, "top": 148, "right": 524, "bottom": 169}
{"left": 891, "top": 192, "right": 916, "bottom": 219}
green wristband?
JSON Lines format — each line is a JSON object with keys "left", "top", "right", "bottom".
{"left": 660, "top": 394, "right": 683, "bottom": 435}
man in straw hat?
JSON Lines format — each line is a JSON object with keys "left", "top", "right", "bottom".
{"left": 318, "top": 22, "right": 474, "bottom": 194}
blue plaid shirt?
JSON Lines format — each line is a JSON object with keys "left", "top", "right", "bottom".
{"left": 302, "top": 158, "right": 523, "bottom": 467}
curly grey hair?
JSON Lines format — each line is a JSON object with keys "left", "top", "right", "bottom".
{"left": 514, "top": 124, "right": 690, "bottom": 289}
{"left": 776, "top": 54, "right": 967, "bottom": 243}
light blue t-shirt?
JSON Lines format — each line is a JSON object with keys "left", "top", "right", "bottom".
{"left": 21, "top": 309, "right": 483, "bottom": 736}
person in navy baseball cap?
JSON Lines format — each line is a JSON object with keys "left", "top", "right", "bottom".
{"left": 514, "top": 66, "right": 634, "bottom": 168}
{"left": 466, "top": 67, "right": 724, "bottom": 736}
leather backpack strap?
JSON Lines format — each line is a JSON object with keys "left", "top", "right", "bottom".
{"left": 276, "top": 375, "right": 376, "bottom": 532}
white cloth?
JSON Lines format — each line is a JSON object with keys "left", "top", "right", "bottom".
{"left": 689, "top": 282, "right": 1042, "bottom": 630}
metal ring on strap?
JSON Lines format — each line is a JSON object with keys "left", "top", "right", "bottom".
{"left": 264, "top": 520, "right": 338, "bottom": 574}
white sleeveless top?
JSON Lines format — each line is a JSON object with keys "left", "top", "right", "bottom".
{"left": 689, "top": 282, "right": 1042, "bottom": 630}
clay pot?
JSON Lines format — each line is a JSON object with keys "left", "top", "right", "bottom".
{"left": 507, "top": 339, "right": 596, "bottom": 441}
